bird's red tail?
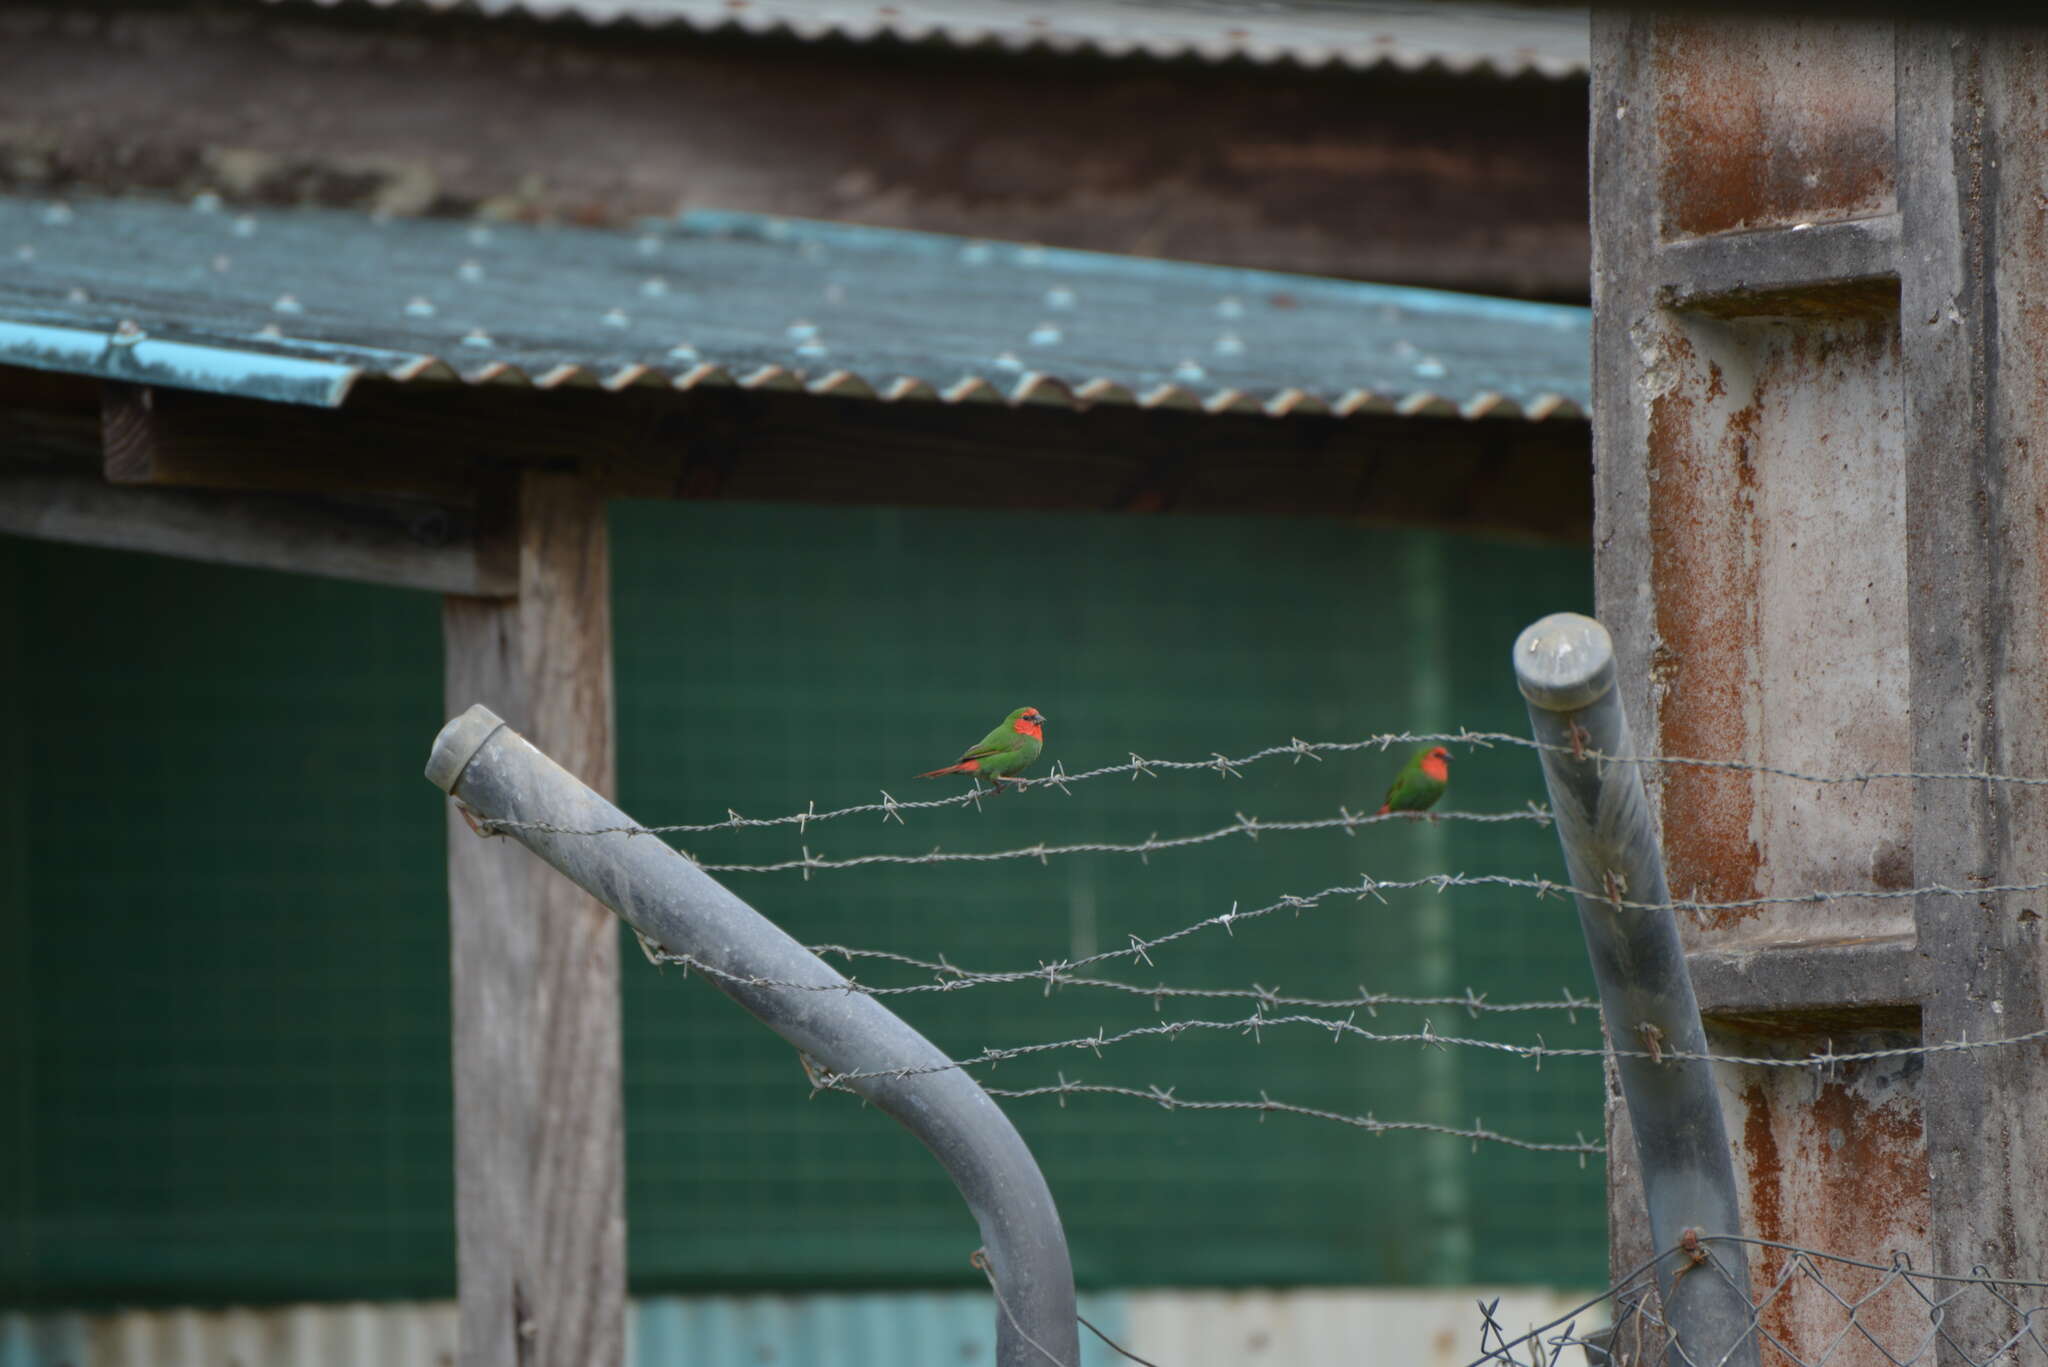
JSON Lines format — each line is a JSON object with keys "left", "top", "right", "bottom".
{"left": 1375, "top": 803, "right": 1391, "bottom": 816}
{"left": 918, "top": 761, "right": 980, "bottom": 779}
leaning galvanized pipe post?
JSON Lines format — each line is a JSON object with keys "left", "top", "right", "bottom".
{"left": 1513, "top": 614, "right": 1758, "bottom": 1367}
{"left": 425, "top": 704, "right": 1080, "bottom": 1367}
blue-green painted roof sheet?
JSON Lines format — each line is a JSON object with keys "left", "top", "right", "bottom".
{"left": 0, "top": 195, "right": 1588, "bottom": 418}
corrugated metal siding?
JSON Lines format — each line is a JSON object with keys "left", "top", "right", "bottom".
{"left": 630, "top": 1292, "right": 1131, "bottom": 1366}
{"left": 0, "top": 196, "right": 1591, "bottom": 419}
{"left": 1123, "top": 1287, "right": 1603, "bottom": 1365}
{"left": 0, "top": 1302, "right": 457, "bottom": 1367}
{"left": 256, "top": 0, "right": 1592, "bottom": 77}
{"left": 1, "top": 1288, "right": 1600, "bottom": 1366}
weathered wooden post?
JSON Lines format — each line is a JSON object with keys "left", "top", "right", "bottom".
{"left": 442, "top": 473, "right": 623, "bottom": 1367}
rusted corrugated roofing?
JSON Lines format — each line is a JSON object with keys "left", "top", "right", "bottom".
{"left": 258, "top": 0, "right": 1591, "bottom": 77}
{"left": 0, "top": 195, "right": 1589, "bottom": 419}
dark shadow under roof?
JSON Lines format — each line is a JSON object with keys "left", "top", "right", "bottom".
{"left": 261, "top": 0, "right": 1591, "bottom": 76}
{"left": 0, "top": 196, "right": 1589, "bottom": 419}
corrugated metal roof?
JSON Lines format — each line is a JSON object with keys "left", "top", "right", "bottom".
{"left": 1121, "top": 1286, "right": 1607, "bottom": 1365}
{"left": 1, "top": 1288, "right": 1604, "bottom": 1367}
{"left": 258, "top": 0, "right": 1591, "bottom": 78}
{"left": 0, "top": 195, "right": 1589, "bottom": 419}
{"left": 0, "top": 1294, "right": 1128, "bottom": 1366}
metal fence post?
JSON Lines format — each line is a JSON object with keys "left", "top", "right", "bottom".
{"left": 425, "top": 704, "right": 1080, "bottom": 1367}
{"left": 1513, "top": 613, "right": 1758, "bottom": 1367}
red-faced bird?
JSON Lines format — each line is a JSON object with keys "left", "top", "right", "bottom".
{"left": 918, "top": 707, "right": 1046, "bottom": 793}
{"left": 1377, "top": 745, "right": 1450, "bottom": 816}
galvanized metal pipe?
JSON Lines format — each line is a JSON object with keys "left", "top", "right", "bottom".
{"left": 1513, "top": 614, "right": 1757, "bottom": 1367}
{"left": 425, "top": 705, "right": 1080, "bottom": 1367}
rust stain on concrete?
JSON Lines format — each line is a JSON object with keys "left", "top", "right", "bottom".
{"left": 1647, "top": 312, "right": 1909, "bottom": 943}
{"left": 1732, "top": 1051, "right": 1929, "bottom": 1361}
{"left": 1648, "top": 378, "right": 1763, "bottom": 927}
{"left": 1739, "top": 1082, "right": 1785, "bottom": 1243}
{"left": 1653, "top": 19, "right": 1895, "bottom": 238}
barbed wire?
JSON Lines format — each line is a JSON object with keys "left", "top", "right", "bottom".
{"left": 1601, "top": 753, "right": 2048, "bottom": 791}
{"left": 690, "top": 806, "right": 1551, "bottom": 875}
{"left": 979, "top": 1076, "right": 1602, "bottom": 1157}
{"left": 796, "top": 1005, "right": 2048, "bottom": 1091}
{"left": 647, "top": 875, "right": 1554, "bottom": 996}
{"left": 807, "top": 945, "right": 1599, "bottom": 1017}
{"left": 468, "top": 725, "right": 2048, "bottom": 846}
{"left": 655, "top": 912, "right": 2048, "bottom": 1080}
{"left": 807, "top": 1011, "right": 1603, "bottom": 1089}
{"left": 470, "top": 730, "right": 1515, "bottom": 839}
{"left": 647, "top": 868, "right": 2048, "bottom": 1008}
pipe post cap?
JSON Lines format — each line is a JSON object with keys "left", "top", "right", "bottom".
{"left": 426, "top": 704, "right": 507, "bottom": 794}
{"left": 1514, "top": 613, "right": 1617, "bottom": 712}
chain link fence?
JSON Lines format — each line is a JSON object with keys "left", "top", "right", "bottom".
{"left": 1472, "top": 1236, "right": 2048, "bottom": 1367}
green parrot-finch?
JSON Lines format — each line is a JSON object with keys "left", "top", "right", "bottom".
{"left": 1377, "top": 744, "right": 1450, "bottom": 815}
{"left": 918, "top": 706, "right": 1046, "bottom": 793}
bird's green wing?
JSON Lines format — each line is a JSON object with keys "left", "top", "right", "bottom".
{"left": 958, "top": 720, "right": 1020, "bottom": 762}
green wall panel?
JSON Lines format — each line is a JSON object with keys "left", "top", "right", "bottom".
{"left": 3, "top": 497, "right": 1604, "bottom": 1308}
{"left": 0, "top": 539, "right": 452, "bottom": 1307}
{"left": 611, "top": 502, "right": 1607, "bottom": 1294}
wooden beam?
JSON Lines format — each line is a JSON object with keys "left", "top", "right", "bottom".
{"left": 0, "top": 453, "right": 514, "bottom": 595}
{"left": 444, "top": 471, "right": 622, "bottom": 1367}
{"left": 0, "top": 8, "right": 1590, "bottom": 301}
{"left": 101, "top": 382, "right": 485, "bottom": 504}
{"left": 633, "top": 389, "right": 1593, "bottom": 539}
{"left": 67, "top": 378, "right": 1593, "bottom": 543}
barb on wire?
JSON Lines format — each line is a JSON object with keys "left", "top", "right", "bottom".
{"left": 979, "top": 1077, "right": 1603, "bottom": 1157}
{"left": 662, "top": 926, "right": 2048, "bottom": 1073}
{"left": 652, "top": 874, "right": 1563, "bottom": 996}
{"left": 648, "top": 863, "right": 2048, "bottom": 1012}
{"left": 473, "top": 729, "right": 1523, "bottom": 839}
{"left": 806, "top": 947, "right": 1600, "bottom": 1018}
{"left": 469, "top": 722, "right": 2048, "bottom": 847}
{"left": 1595, "top": 751, "right": 2048, "bottom": 791}
{"left": 493, "top": 805, "right": 1552, "bottom": 873}
{"left": 808, "top": 1012, "right": 1611, "bottom": 1089}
